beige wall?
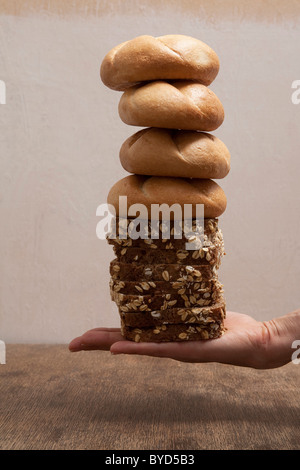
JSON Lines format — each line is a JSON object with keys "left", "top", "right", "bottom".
{"left": 1, "top": 1, "right": 300, "bottom": 343}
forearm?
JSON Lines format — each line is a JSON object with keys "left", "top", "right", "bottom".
{"left": 263, "top": 309, "right": 300, "bottom": 368}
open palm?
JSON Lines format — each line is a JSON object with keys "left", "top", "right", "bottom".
{"left": 69, "top": 312, "right": 282, "bottom": 369}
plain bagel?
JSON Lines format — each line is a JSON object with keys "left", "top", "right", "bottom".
{"left": 118, "top": 80, "right": 224, "bottom": 131}
{"left": 107, "top": 175, "right": 227, "bottom": 219}
{"left": 120, "top": 128, "right": 230, "bottom": 179}
{"left": 100, "top": 34, "right": 220, "bottom": 91}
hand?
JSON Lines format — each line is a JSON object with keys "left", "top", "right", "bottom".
{"left": 69, "top": 311, "right": 297, "bottom": 369}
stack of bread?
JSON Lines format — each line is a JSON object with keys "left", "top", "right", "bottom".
{"left": 100, "top": 35, "right": 230, "bottom": 342}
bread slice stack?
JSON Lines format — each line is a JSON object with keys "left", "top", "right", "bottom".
{"left": 100, "top": 35, "right": 230, "bottom": 342}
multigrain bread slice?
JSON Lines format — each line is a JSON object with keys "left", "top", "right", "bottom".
{"left": 119, "top": 301, "right": 226, "bottom": 328}
{"left": 107, "top": 220, "right": 224, "bottom": 252}
{"left": 108, "top": 235, "right": 220, "bottom": 251}
{"left": 112, "top": 245, "right": 224, "bottom": 267}
{"left": 120, "top": 320, "right": 225, "bottom": 342}
{"left": 110, "top": 261, "right": 218, "bottom": 282}
{"left": 110, "top": 216, "right": 220, "bottom": 237}
{"left": 110, "top": 277, "right": 221, "bottom": 295}
{"left": 107, "top": 216, "right": 222, "bottom": 247}
{"left": 113, "top": 290, "right": 223, "bottom": 310}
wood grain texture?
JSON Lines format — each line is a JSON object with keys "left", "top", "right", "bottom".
{"left": 0, "top": 345, "right": 299, "bottom": 450}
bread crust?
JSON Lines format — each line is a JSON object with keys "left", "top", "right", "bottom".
{"left": 107, "top": 175, "right": 227, "bottom": 219}
{"left": 120, "top": 128, "right": 230, "bottom": 178}
{"left": 118, "top": 80, "right": 224, "bottom": 131}
{"left": 100, "top": 34, "right": 220, "bottom": 90}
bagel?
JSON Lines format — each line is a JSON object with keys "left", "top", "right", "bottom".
{"left": 118, "top": 80, "right": 224, "bottom": 131}
{"left": 100, "top": 34, "right": 220, "bottom": 91}
{"left": 107, "top": 175, "right": 227, "bottom": 219}
{"left": 119, "top": 128, "right": 230, "bottom": 179}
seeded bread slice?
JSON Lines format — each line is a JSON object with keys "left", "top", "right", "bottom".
{"left": 112, "top": 245, "right": 224, "bottom": 266}
{"left": 119, "top": 301, "right": 226, "bottom": 327}
{"left": 113, "top": 290, "right": 223, "bottom": 310}
{"left": 120, "top": 319, "right": 225, "bottom": 342}
{"left": 107, "top": 218, "right": 224, "bottom": 251}
{"left": 107, "top": 235, "right": 222, "bottom": 252}
{"left": 110, "top": 277, "right": 221, "bottom": 295}
{"left": 110, "top": 260, "right": 217, "bottom": 282}
{"left": 109, "top": 217, "right": 220, "bottom": 239}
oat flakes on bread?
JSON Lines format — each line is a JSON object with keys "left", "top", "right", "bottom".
{"left": 121, "top": 321, "right": 225, "bottom": 342}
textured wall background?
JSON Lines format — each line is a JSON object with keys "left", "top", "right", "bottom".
{"left": 1, "top": 1, "right": 300, "bottom": 343}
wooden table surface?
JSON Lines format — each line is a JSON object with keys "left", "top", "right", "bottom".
{"left": 0, "top": 344, "right": 299, "bottom": 450}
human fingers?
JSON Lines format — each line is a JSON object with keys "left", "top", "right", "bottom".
{"left": 69, "top": 327, "right": 123, "bottom": 352}
{"left": 110, "top": 312, "right": 259, "bottom": 365}
{"left": 110, "top": 334, "right": 226, "bottom": 362}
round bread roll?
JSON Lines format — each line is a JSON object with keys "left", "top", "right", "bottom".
{"left": 118, "top": 81, "right": 224, "bottom": 131}
{"left": 120, "top": 128, "right": 230, "bottom": 179}
{"left": 100, "top": 35, "right": 220, "bottom": 91}
{"left": 107, "top": 175, "right": 227, "bottom": 219}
